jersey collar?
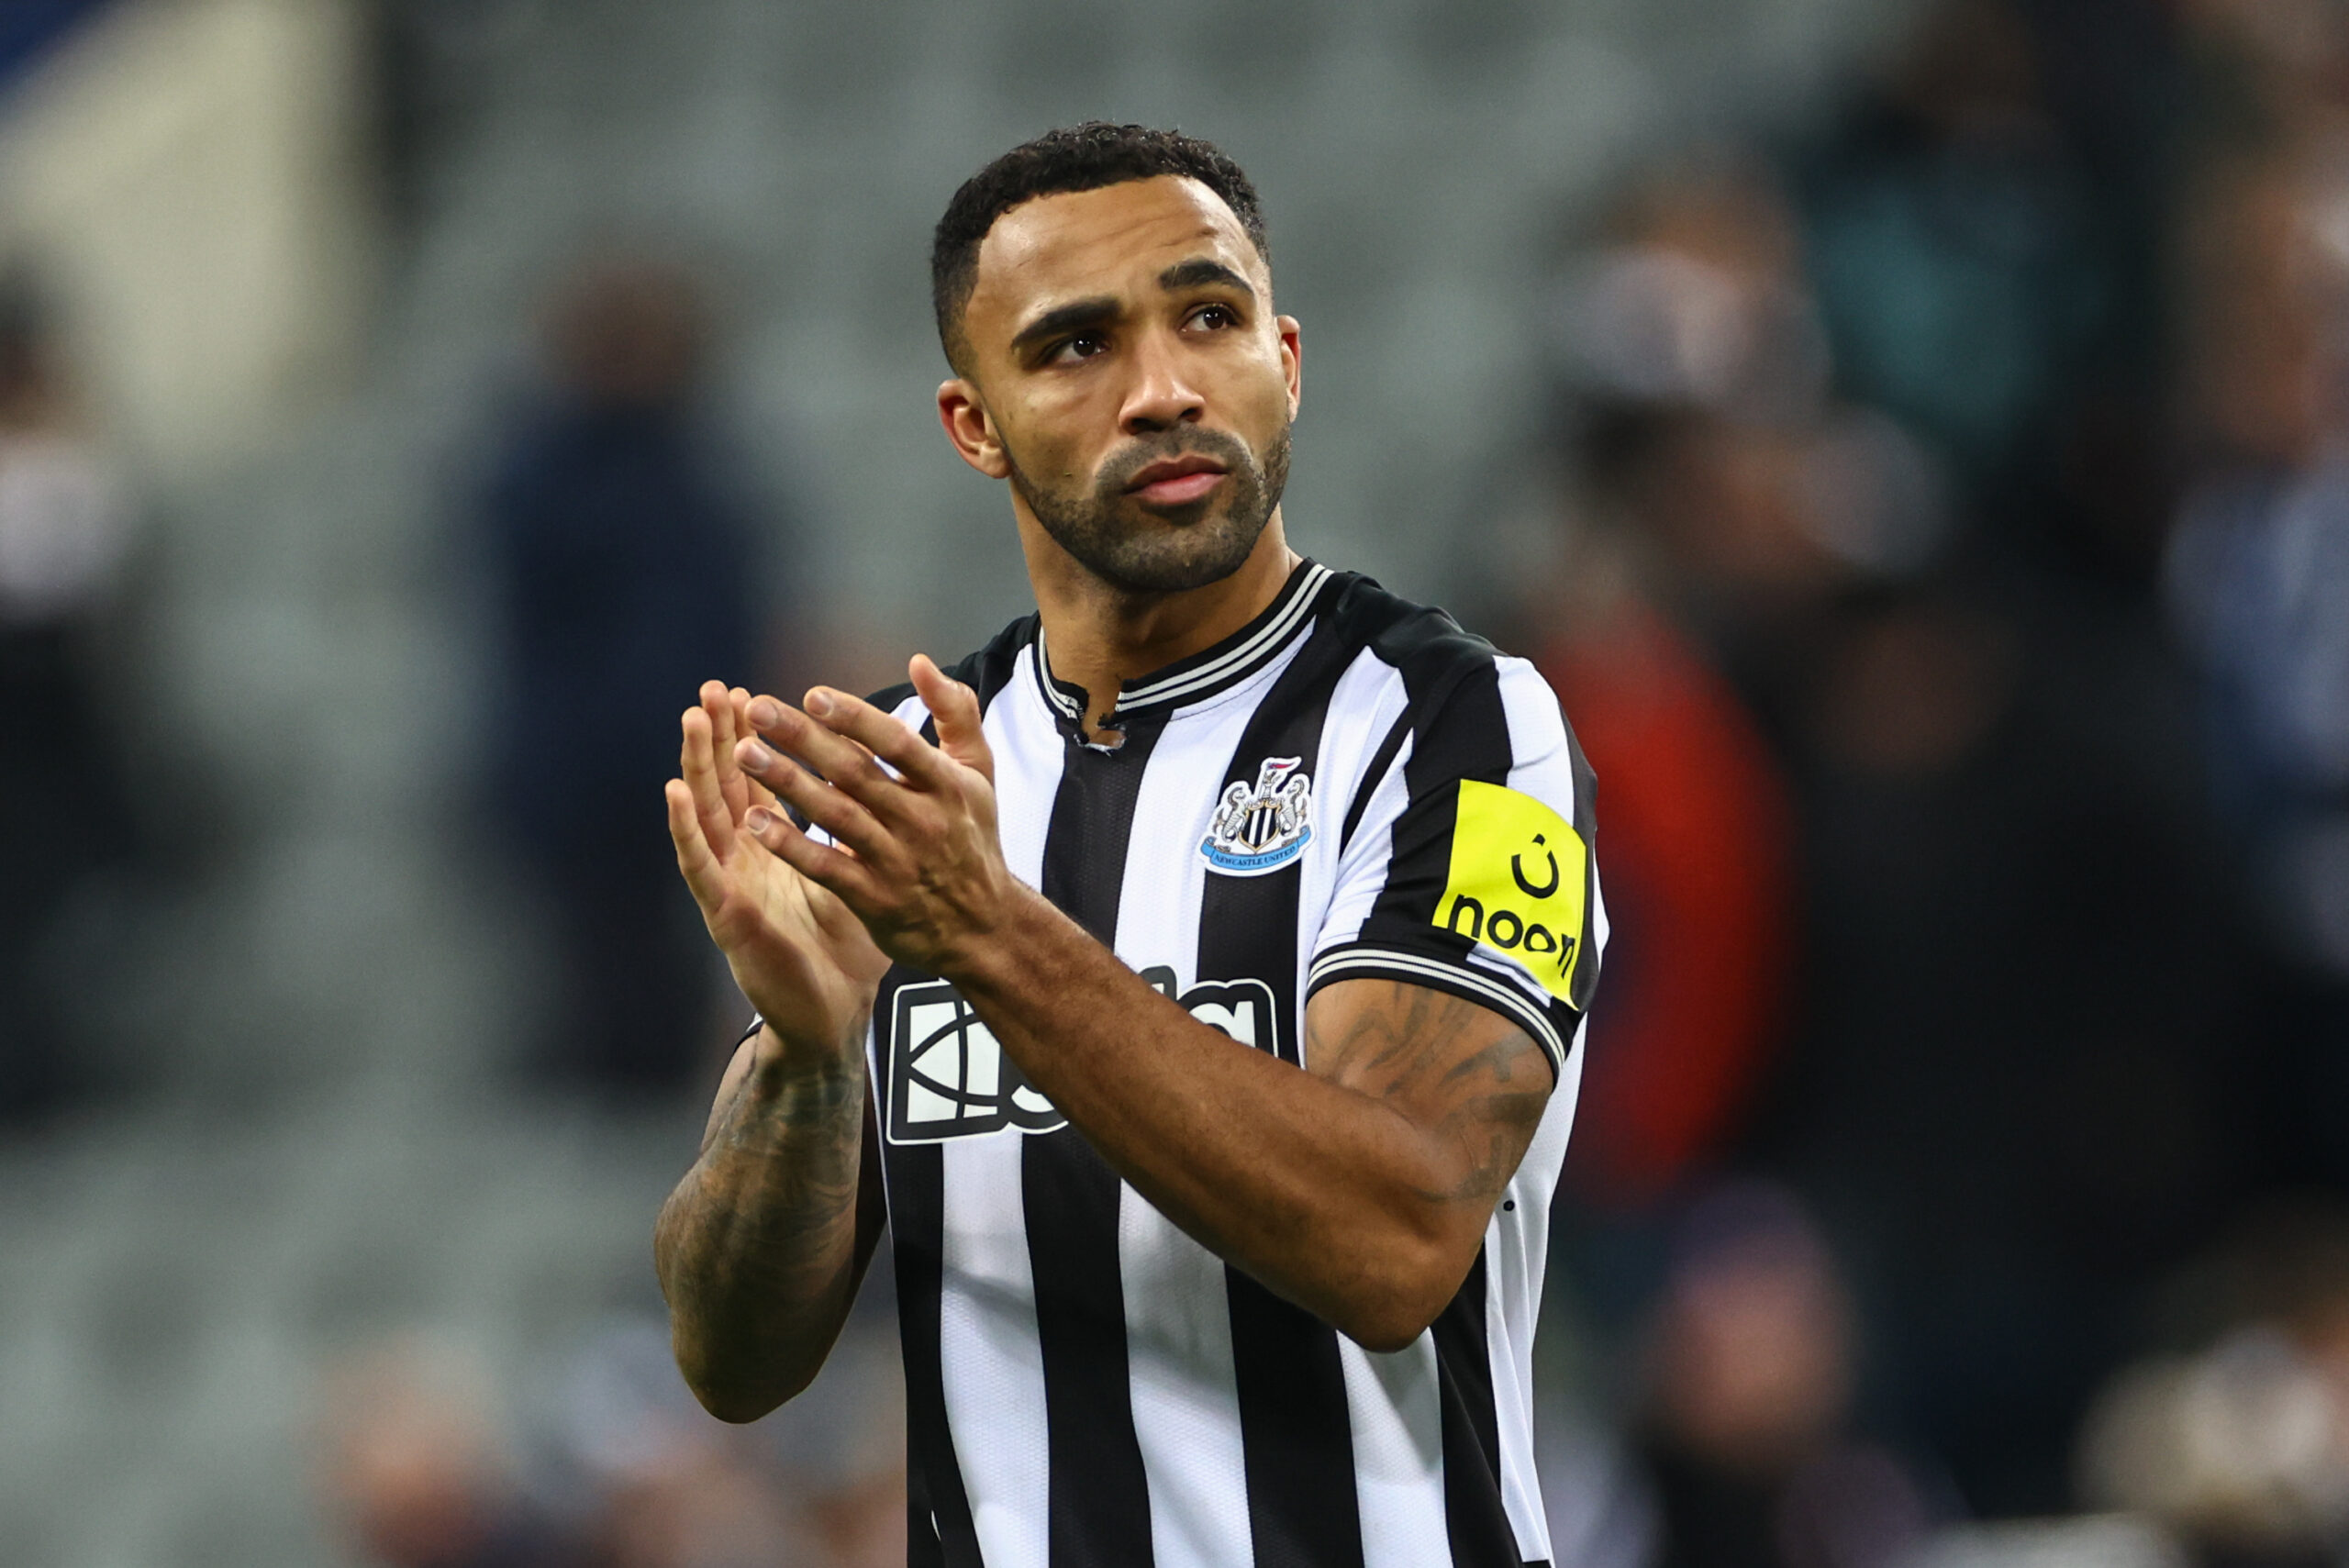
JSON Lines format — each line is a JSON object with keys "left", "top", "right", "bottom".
{"left": 1031, "top": 559, "right": 1335, "bottom": 731}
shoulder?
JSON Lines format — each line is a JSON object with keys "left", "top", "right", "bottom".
{"left": 1317, "top": 571, "right": 1564, "bottom": 747}
{"left": 1319, "top": 571, "right": 1510, "bottom": 701}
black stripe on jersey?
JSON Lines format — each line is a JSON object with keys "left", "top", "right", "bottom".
{"left": 886, "top": 639, "right": 1029, "bottom": 1568}
{"left": 1199, "top": 614, "right": 1366, "bottom": 1568}
{"left": 894, "top": 1141, "right": 976, "bottom": 1566}
{"left": 1563, "top": 722, "right": 1602, "bottom": 1015}
{"left": 1028, "top": 715, "right": 1165, "bottom": 1568}
{"left": 1431, "top": 1254, "right": 1522, "bottom": 1567}
{"left": 1377, "top": 639, "right": 1514, "bottom": 925}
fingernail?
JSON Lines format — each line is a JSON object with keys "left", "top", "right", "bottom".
{"left": 740, "top": 740, "right": 774, "bottom": 773}
{"left": 806, "top": 689, "right": 834, "bottom": 717}
{"left": 748, "top": 697, "right": 782, "bottom": 728}
{"left": 745, "top": 806, "right": 774, "bottom": 833}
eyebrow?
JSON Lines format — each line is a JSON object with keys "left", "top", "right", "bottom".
{"left": 1009, "top": 295, "right": 1119, "bottom": 354}
{"left": 1159, "top": 256, "right": 1255, "bottom": 298}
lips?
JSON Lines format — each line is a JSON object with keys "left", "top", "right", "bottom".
{"left": 1124, "top": 453, "right": 1230, "bottom": 506}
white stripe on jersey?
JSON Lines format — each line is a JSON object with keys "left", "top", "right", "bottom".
{"left": 925, "top": 671, "right": 1062, "bottom": 1568}
{"left": 1343, "top": 1335, "right": 1453, "bottom": 1567}
{"left": 1490, "top": 1041, "right": 1585, "bottom": 1564}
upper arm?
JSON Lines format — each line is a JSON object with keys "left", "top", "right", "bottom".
{"left": 1296, "top": 651, "right": 1600, "bottom": 1238}
{"left": 1304, "top": 977, "right": 1553, "bottom": 1211}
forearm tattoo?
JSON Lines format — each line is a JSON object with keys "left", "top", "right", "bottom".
{"left": 658, "top": 1058, "right": 868, "bottom": 1328}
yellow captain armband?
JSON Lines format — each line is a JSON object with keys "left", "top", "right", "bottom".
{"left": 1434, "top": 779, "right": 1590, "bottom": 1004}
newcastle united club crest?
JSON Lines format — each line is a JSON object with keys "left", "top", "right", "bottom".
{"left": 1200, "top": 756, "right": 1313, "bottom": 875}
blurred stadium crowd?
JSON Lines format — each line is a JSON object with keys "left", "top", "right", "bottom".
{"left": 1, "top": 0, "right": 2347, "bottom": 1564}
{"left": 1522, "top": 0, "right": 2349, "bottom": 1557}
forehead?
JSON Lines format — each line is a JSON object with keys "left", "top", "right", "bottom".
{"left": 967, "top": 175, "right": 1263, "bottom": 327}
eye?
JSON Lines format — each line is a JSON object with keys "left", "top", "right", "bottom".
{"left": 1187, "top": 304, "right": 1239, "bottom": 331}
{"left": 1047, "top": 332, "right": 1109, "bottom": 364}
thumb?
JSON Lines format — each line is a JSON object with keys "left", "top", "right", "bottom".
{"left": 912, "top": 654, "right": 991, "bottom": 782}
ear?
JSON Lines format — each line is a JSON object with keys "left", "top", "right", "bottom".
{"left": 938, "top": 378, "right": 1011, "bottom": 479}
{"left": 1275, "top": 315, "right": 1302, "bottom": 420}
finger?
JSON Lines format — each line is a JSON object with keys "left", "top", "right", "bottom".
{"left": 741, "top": 699, "right": 911, "bottom": 823}
{"left": 803, "top": 684, "right": 954, "bottom": 792}
{"left": 665, "top": 777, "right": 729, "bottom": 917}
{"left": 730, "top": 687, "right": 780, "bottom": 811}
{"left": 705, "top": 680, "right": 751, "bottom": 825}
{"left": 757, "top": 749, "right": 905, "bottom": 873}
{"left": 745, "top": 803, "right": 885, "bottom": 911}
{"left": 910, "top": 654, "right": 993, "bottom": 783}
{"left": 680, "top": 705, "right": 736, "bottom": 859}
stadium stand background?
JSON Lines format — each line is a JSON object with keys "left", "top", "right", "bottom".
{"left": 14, "top": 0, "right": 2349, "bottom": 1564}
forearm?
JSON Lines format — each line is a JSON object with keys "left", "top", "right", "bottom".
{"left": 945, "top": 890, "right": 1474, "bottom": 1348}
{"left": 654, "top": 1030, "right": 874, "bottom": 1420}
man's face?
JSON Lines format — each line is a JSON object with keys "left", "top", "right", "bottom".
{"left": 941, "top": 176, "right": 1301, "bottom": 595}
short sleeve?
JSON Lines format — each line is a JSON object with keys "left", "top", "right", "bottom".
{"left": 1308, "top": 654, "right": 1602, "bottom": 1077}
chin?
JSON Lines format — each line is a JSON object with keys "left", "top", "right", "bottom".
{"left": 1120, "top": 495, "right": 1220, "bottom": 528}
{"left": 1099, "top": 534, "right": 1263, "bottom": 594}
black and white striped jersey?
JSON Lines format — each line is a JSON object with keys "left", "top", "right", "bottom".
{"left": 853, "top": 559, "right": 1603, "bottom": 1568}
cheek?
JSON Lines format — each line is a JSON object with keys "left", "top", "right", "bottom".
{"left": 1232, "top": 349, "right": 1296, "bottom": 438}
{"left": 997, "top": 402, "right": 1094, "bottom": 482}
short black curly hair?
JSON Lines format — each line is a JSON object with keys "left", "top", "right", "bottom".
{"left": 930, "top": 123, "right": 1268, "bottom": 374}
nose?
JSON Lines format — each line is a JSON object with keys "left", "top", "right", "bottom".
{"left": 1118, "top": 328, "right": 1204, "bottom": 436}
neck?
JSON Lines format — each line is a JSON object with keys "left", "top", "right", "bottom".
{"left": 1020, "top": 510, "right": 1300, "bottom": 744}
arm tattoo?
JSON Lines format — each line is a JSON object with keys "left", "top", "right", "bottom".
{"left": 658, "top": 1057, "right": 869, "bottom": 1327}
{"left": 1307, "top": 981, "right": 1551, "bottom": 1207}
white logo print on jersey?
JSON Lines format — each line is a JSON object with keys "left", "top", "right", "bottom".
{"left": 885, "top": 966, "right": 1278, "bottom": 1144}
{"left": 1199, "top": 756, "right": 1313, "bottom": 875}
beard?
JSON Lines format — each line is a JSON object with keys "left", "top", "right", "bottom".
{"left": 1007, "top": 419, "right": 1292, "bottom": 595}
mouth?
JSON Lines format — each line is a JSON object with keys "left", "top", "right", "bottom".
{"left": 1123, "top": 453, "right": 1230, "bottom": 507}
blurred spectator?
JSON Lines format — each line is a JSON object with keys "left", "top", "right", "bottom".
{"left": 0, "top": 267, "right": 133, "bottom": 1123}
{"left": 2161, "top": 0, "right": 2349, "bottom": 1187}
{"left": 1754, "top": 573, "right": 2249, "bottom": 1515}
{"left": 2080, "top": 1207, "right": 2349, "bottom": 1568}
{"left": 1546, "top": 134, "right": 2254, "bottom": 1515}
{"left": 1631, "top": 1183, "right": 1937, "bottom": 1568}
{"left": 1535, "top": 157, "right": 1938, "bottom": 1218}
{"left": 2177, "top": 0, "right": 2349, "bottom": 155}
{"left": 524, "top": 1317, "right": 798, "bottom": 1568}
{"left": 320, "top": 1335, "right": 572, "bottom": 1568}
{"left": 321, "top": 1310, "right": 906, "bottom": 1568}
{"left": 1550, "top": 156, "right": 1951, "bottom": 730}
{"left": 518, "top": 1315, "right": 904, "bottom": 1568}
{"left": 477, "top": 257, "right": 771, "bottom": 1101}
{"left": 1536, "top": 562, "right": 1797, "bottom": 1213}
{"left": 1788, "top": 0, "right": 2141, "bottom": 573}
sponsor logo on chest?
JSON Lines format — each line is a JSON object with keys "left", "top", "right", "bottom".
{"left": 884, "top": 965, "right": 1279, "bottom": 1144}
